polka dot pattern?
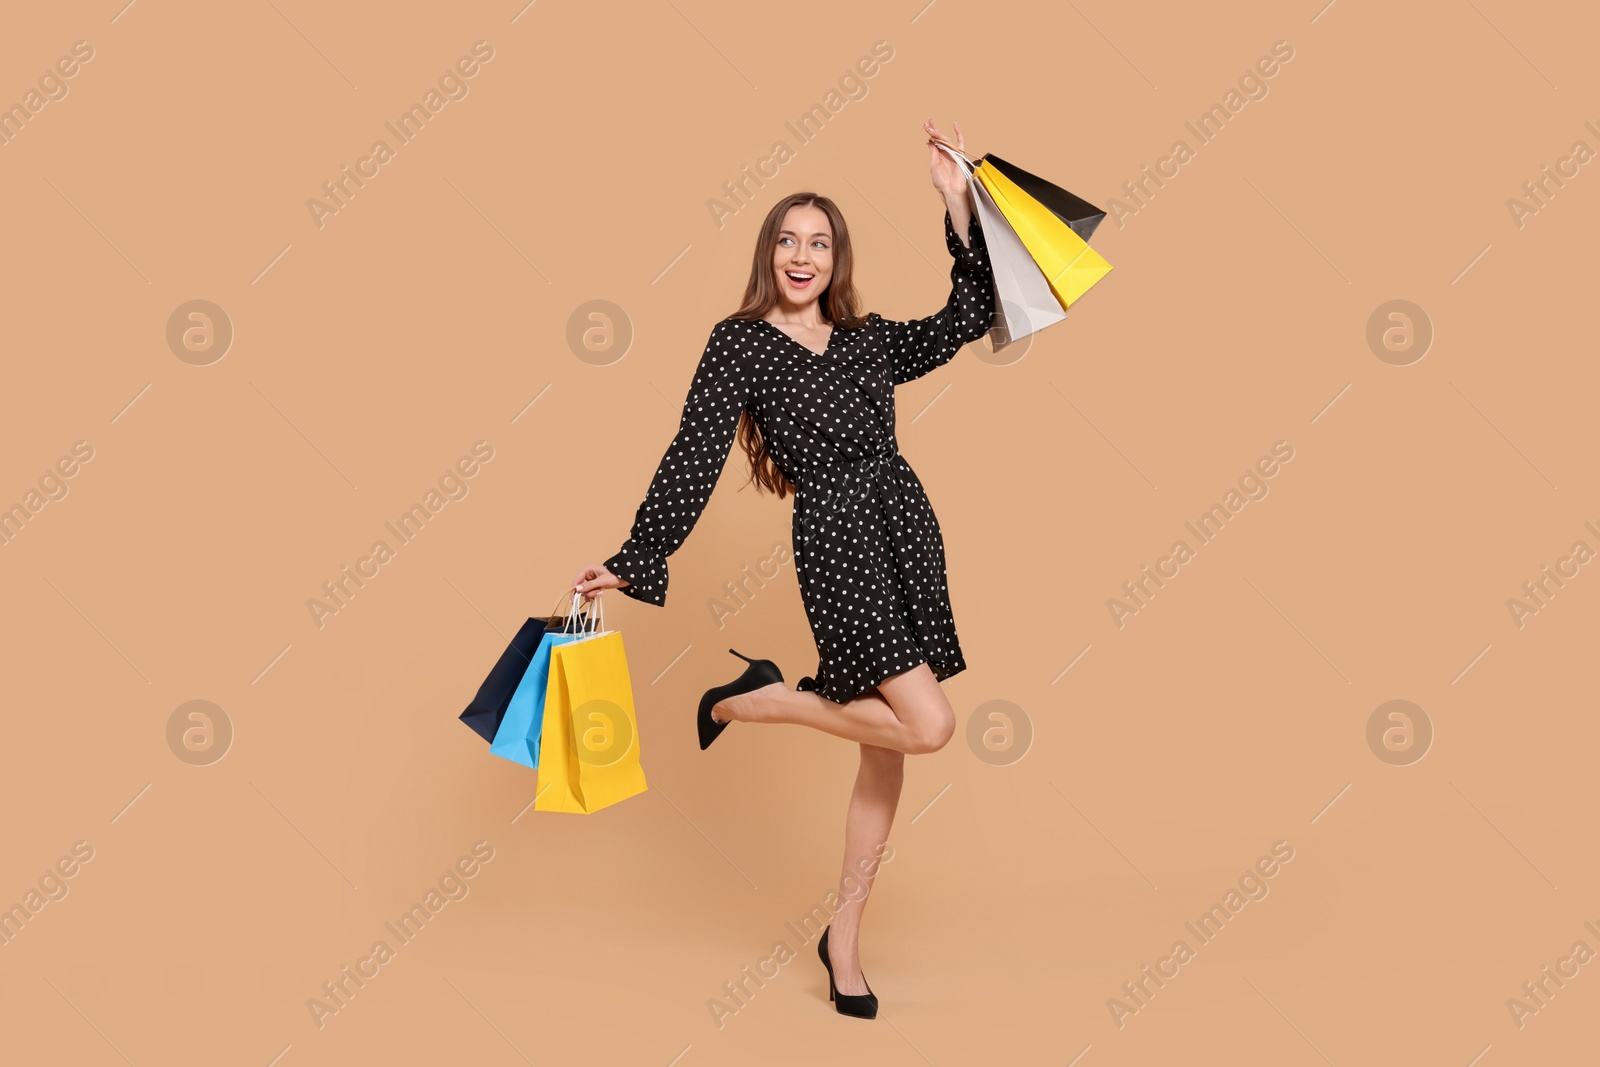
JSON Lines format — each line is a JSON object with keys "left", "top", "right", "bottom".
{"left": 605, "top": 209, "right": 996, "bottom": 705}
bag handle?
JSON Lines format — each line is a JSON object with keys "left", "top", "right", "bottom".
{"left": 929, "top": 133, "right": 979, "bottom": 169}
{"left": 558, "top": 590, "right": 591, "bottom": 634}
{"left": 933, "top": 141, "right": 978, "bottom": 190}
{"left": 563, "top": 589, "right": 612, "bottom": 642}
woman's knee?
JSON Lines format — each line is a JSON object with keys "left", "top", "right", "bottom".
{"left": 904, "top": 709, "right": 955, "bottom": 755}
{"left": 876, "top": 666, "right": 955, "bottom": 754}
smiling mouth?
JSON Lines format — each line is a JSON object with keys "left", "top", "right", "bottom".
{"left": 785, "top": 270, "right": 815, "bottom": 289}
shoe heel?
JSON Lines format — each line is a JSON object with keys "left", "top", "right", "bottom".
{"left": 817, "top": 924, "right": 877, "bottom": 1019}
{"left": 698, "top": 650, "right": 783, "bottom": 751}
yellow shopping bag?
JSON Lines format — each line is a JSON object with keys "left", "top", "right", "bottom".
{"left": 973, "top": 161, "right": 1113, "bottom": 309}
{"left": 533, "top": 628, "right": 648, "bottom": 814}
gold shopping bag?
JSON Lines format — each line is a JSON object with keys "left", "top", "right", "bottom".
{"left": 533, "top": 595, "right": 647, "bottom": 814}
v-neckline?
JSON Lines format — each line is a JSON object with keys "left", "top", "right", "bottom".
{"left": 759, "top": 317, "right": 837, "bottom": 361}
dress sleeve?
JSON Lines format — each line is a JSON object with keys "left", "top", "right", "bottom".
{"left": 872, "top": 207, "right": 996, "bottom": 387}
{"left": 602, "top": 322, "right": 750, "bottom": 607}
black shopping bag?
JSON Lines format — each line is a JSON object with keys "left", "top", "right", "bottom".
{"left": 980, "top": 153, "right": 1107, "bottom": 241}
{"left": 458, "top": 591, "right": 579, "bottom": 742}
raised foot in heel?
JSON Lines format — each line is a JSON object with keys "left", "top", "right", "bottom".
{"left": 696, "top": 648, "right": 783, "bottom": 750}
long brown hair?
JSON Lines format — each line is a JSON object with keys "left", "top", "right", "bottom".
{"left": 725, "top": 192, "right": 868, "bottom": 499}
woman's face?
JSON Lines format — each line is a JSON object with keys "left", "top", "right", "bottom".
{"left": 771, "top": 203, "right": 834, "bottom": 313}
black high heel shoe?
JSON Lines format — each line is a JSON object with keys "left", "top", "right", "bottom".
{"left": 697, "top": 649, "right": 783, "bottom": 750}
{"left": 817, "top": 925, "right": 877, "bottom": 1019}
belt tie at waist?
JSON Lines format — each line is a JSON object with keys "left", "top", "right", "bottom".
{"left": 858, "top": 437, "right": 899, "bottom": 482}
{"left": 794, "top": 437, "right": 899, "bottom": 545}
{"left": 801, "top": 437, "right": 898, "bottom": 488}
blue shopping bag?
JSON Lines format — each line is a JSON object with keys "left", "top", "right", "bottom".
{"left": 489, "top": 629, "right": 583, "bottom": 768}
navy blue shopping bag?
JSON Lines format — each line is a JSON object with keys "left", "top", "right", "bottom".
{"left": 458, "top": 592, "right": 578, "bottom": 742}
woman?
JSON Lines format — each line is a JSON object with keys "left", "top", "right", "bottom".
{"left": 571, "top": 118, "right": 994, "bottom": 1020}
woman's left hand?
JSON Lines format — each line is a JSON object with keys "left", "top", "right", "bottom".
{"left": 925, "top": 117, "right": 968, "bottom": 200}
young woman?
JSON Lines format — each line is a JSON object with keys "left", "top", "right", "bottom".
{"left": 572, "top": 118, "right": 994, "bottom": 1020}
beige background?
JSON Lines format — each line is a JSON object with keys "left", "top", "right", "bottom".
{"left": 2, "top": 0, "right": 1597, "bottom": 1064}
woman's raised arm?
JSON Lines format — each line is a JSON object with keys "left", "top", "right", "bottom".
{"left": 873, "top": 118, "right": 995, "bottom": 385}
{"left": 873, "top": 206, "right": 995, "bottom": 386}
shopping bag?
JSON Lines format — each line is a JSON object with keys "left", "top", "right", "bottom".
{"left": 930, "top": 133, "right": 1114, "bottom": 312}
{"left": 486, "top": 594, "right": 592, "bottom": 764}
{"left": 534, "top": 594, "right": 647, "bottom": 814}
{"left": 936, "top": 142, "right": 1068, "bottom": 350}
{"left": 981, "top": 153, "right": 1106, "bottom": 241}
{"left": 458, "top": 592, "right": 573, "bottom": 742}
{"left": 488, "top": 628, "right": 582, "bottom": 767}
{"left": 973, "top": 161, "right": 1114, "bottom": 309}
{"left": 459, "top": 617, "right": 551, "bottom": 742}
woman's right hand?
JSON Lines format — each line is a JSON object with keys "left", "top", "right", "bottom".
{"left": 573, "top": 563, "right": 627, "bottom": 604}
{"left": 925, "top": 116, "right": 968, "bottom": 200}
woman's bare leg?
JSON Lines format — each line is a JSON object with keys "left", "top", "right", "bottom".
{"left": 712, "top": 668, "right": 947, "bottom": 1000}
{"left": 826, "top": 742, "right": 903, "bottom": 996}
{"left": 713, "top": 663, "right": 956, "bottom": 755}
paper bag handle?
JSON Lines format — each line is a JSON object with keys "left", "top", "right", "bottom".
{"left": 934, "top": 140, "right": 978, "bottom": 180}
{"left": 558, "top": 590, "right": 593, "bottom": 634}
{"left": 564, "top": 589, "right": 612, "bottom": 642}
{"left": 928, "top": 133, "right": 978, "bottom": 166}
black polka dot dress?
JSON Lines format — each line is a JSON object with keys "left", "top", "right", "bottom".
{"left": 604, "top": 209, "right": 996, "bottom": 705}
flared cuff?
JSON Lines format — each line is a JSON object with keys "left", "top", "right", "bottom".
{"left": 603, "top": 541, "right": 667, "bottom": 607}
